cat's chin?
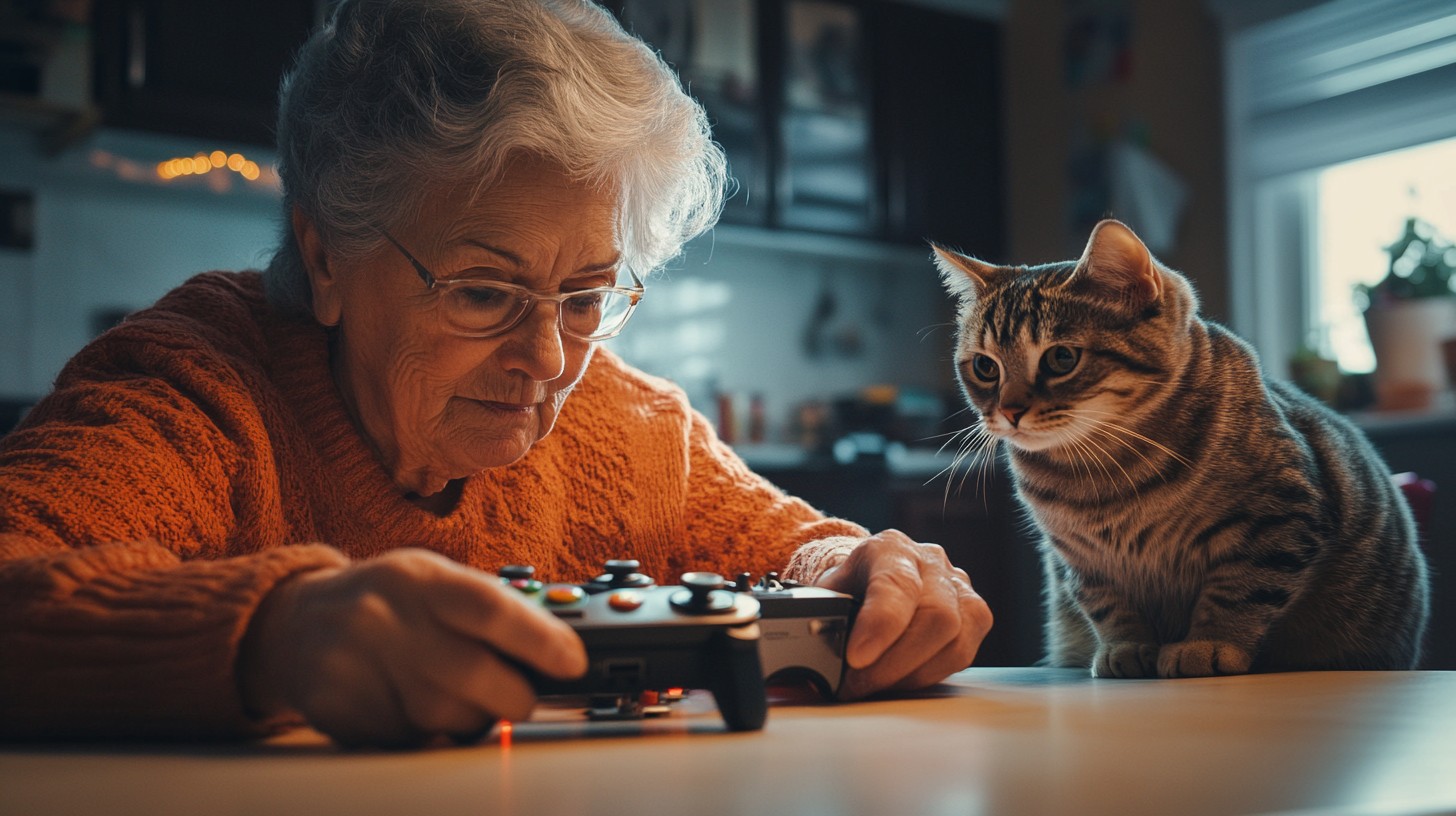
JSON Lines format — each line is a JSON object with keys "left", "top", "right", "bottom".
{"left": 996, "top": 431, "right": 1063, "bottom": 453}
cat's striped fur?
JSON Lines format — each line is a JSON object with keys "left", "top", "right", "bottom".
{"left": 933, "top": 219, "right": 1430, "bottom": 677}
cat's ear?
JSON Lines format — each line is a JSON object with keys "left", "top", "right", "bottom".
{"left": 931, "top": 243, "right": 999, "bottom": 300}
{"left": 1067, "top": 220, "right": 1163, "bottom": 306}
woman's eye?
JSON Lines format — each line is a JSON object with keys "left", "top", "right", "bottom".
{"left": 1041, "top": 345, "right": 1081, "bottom": 376}
{"left": 458, "top": 286, "right": 508, "bottom": 308}
{"left": 970, "top": 355, "right": 999, "bottom": 381}
{"left": 565, "top": 292, "right": 606, "bottom": 313}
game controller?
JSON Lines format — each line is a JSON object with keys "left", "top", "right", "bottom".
{"left": 499, "top": 563, "right": 768, "bottom": 732}
{"left": 730, "top": 572, "right": 858, "bottom": 698}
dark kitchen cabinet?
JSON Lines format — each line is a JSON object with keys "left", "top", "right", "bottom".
{"left": 613, "top": 0, "right": 1005, "bottom": 257}
{"left": 91, "top": 0, "right": 325, "bottom": 146}
{"left": 870, "top": 1, "right": 1004, "bottom": 256}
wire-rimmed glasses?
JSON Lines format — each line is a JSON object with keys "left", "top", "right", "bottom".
{"left": 377, "top": 229, "right": 644, "bottom": 341}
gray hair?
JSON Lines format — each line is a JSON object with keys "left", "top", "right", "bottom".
{"left": 264, "top": 0, "right": 728, "bottom": 315}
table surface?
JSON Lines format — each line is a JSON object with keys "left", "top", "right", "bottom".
{"left": 4, "top": 667, "right": 1455, "bottom": 816}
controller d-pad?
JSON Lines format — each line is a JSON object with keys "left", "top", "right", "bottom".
{"left": 500, "top": 565, "right": 543, "bottom": 593}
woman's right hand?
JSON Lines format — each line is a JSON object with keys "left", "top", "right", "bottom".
{"left": 239, "top": 549, "right": 587, "bottom": 747}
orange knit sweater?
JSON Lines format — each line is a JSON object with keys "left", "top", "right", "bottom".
{"left": 0, "top": 272, "right": 865, "bottom": 740}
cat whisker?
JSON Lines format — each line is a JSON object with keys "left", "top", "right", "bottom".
{"left": 916, "top": 322, "right": 958, "bottom": 344}
{"left": 1065, "top": 435, "right": 1116, "bottom": 500}
{"left": 940, "top": 423, "right": 998, "bottom": 512}
{"left": 933, "top": 423, "right": 978, "bottom": 458}
{"left": 931, "top": 424, "right": 980, "bottom": 483}
{"left": 1069, "top": 409, "right": 1193, "bottom": 469}
{"left": 974, "top": 428, "right": 1001, "bottom": 511}
{"left": 1075, "top": 430, "right": 1142, "bottom": 496}
{"left": 965, "top": 430, "right": 1001, "bottom": 513}
{"left": 1076, "top": 418, "right": 1166, "bottom": 476}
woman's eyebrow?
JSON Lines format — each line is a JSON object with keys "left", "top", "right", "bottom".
{"left": 577, "top": 257, "right": 622, "bottom": 276}
{"left": 461, "top": 238, "right": 525, "bottom": 267}
{"left": 460, "top": 239, "right": 620, "bottom": 277}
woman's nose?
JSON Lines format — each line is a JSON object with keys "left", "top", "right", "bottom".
{"left": 503, "top": 301, "right": 568, "bottom": 380}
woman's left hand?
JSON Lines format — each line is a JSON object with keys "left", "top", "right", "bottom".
{"left": 812, "top": 529, "right": 993, "bottom": 700}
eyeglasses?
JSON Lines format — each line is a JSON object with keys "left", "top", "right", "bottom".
{"left": 376, "top": 229, "right": 645, "bottom": 341}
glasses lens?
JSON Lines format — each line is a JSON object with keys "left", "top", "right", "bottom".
{"left": 563, "top": 290, "right": 634, "bottom": 340}
{"left": 438, "top": 282, "right": 529, "bottom": 334}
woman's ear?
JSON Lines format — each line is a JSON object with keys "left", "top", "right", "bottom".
{"left": 294, "top": 206, "right": 343, "bottom": 327}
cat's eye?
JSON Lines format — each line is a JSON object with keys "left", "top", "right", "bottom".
{"left": 969, "top": 354, "right": 1000, "bottom": 382}
{"left": 1041, "top": 345, "right": 1081, "bottom": 376}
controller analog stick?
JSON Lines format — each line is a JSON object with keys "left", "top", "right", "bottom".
{"left": 670, "top": 572, "right": 736, "bottom": 614}
{"left": 585, "top": 559, "right": 655, "bottom": 593}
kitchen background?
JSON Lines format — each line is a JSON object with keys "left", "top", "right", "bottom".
{"left": 2, "top": 0, "right": 1452, "bottom": 667}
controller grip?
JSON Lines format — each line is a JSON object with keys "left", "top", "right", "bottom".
{"left": 706, "top": 624, "right": 768, "bottom": 732}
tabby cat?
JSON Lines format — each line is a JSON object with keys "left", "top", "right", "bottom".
{"left": 932, "top": 219, "right": 1430, "bottom": 677}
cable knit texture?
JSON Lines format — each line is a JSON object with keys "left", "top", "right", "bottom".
{"left": 0, "top": 271, "right": 865, "bottom": 740}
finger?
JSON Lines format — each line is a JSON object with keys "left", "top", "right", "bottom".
{"left": 840, "top": 580, "right": 961, "bottom": 695}
{"left": 839, "top": 552, "right": 924, "bottom": 669}
{"left": 303, "top": 658, "right": 422, "bottom": 749}
{"left": 410, "top": 557, "right": 588, "bottom": 679}
{"left": 397, "top": 631, "right": 542, "bottom": 725}
{"left": 839, "top": 579, "right": 991, "bottom": 700}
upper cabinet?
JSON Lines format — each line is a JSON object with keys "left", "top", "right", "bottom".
{"left": 613, "top": 0, "right": 1004, "bottom": 256}
{"left": 870, "top": 1, "right": 1003, "bottom": 254}
{"left": 90, "top": 0, "right": 324, "bottom": 147}
{"left": 66, "top": 0, "right": 1000, "bottom": 254}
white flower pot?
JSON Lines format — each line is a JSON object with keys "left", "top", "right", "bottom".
{"left": 1364, "top": 297, "right": 1456, "bottom": 410}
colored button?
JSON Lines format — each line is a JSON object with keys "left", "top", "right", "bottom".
{"left": 544, "top": 585, "right": 586, "bottom": 605}
{"left": 608, "top": 590, "right": 645, "bottom": 611}
{"left": 509, "top": 578, "right": 542, "bottom": 594}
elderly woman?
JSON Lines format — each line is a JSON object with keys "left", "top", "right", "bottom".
{"left": 0, "top": 0, "right": 990, "bottom": 747}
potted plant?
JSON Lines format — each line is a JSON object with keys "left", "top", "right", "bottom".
{"left": 1357, "top": 216, "right": 1456, "bottom": 411}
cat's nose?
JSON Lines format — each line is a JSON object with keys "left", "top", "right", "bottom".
{"left": 1002, "top": 406, "right": 1028, "bottom": 427}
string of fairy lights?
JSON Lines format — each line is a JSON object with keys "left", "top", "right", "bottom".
{"left": 156, "top": 150, "right": 264, "bottom": 182}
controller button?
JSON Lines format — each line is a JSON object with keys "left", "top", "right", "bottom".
{"left": 510, "top": 578, "right": 543, "bottom": 593}
{"left": 544, "top": 585, "right": 587, "bottom": 606}
{"left": 608, "top": 590, "right": 645, "bottom": 611}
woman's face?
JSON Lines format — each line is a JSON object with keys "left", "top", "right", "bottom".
{"left": 305, "top": 158, "right": 619, "bottom": 498}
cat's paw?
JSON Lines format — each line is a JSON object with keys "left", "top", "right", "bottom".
{"left": 1091, "top": 641, "right": 1159, "bottom": 678}
{"left": 1157, "top": 640, "right": 1253, "bottom": 677}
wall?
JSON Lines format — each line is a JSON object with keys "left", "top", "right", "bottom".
{"left": 0, "top": 124, "right": 954, "bottom": 438}
{"left": 1002, "top": 0, "right": 1230, "bottom": 322}
{"left": 0, "top": 127, "right": 281, "bottom": 399}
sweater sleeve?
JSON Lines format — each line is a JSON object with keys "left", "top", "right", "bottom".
{"left": 0, "top": 303, "right": 347, "bottom": 739}
{"left": 675, "top": 400, "right": 867, "bottom": 583}
{"left": 0, "top": 537, "right": 345, "bottom": 739}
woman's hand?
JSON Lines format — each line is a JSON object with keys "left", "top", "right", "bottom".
{"left": 812, "top": 530, "right": 993, "bottom": 700}
{"left": 239, "top": 549, "right": 587, "bottom": 747}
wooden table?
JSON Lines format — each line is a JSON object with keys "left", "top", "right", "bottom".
{"left": 4, "top": 667, "right": 1455, "bottom": 816}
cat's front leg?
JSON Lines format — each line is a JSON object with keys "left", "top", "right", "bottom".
{"left": 1057, "top": 564, "right": 1159, "bottom": 678}
{"left": 1159, "top": 561, "right": 1291, "bottom": 677}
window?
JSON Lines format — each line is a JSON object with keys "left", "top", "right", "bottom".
{"left": 1316, "top": 137, "right": 1456, "bottom": 373}
{"left": 1215, "top": 0, "right": 1456, "bottom": 381}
